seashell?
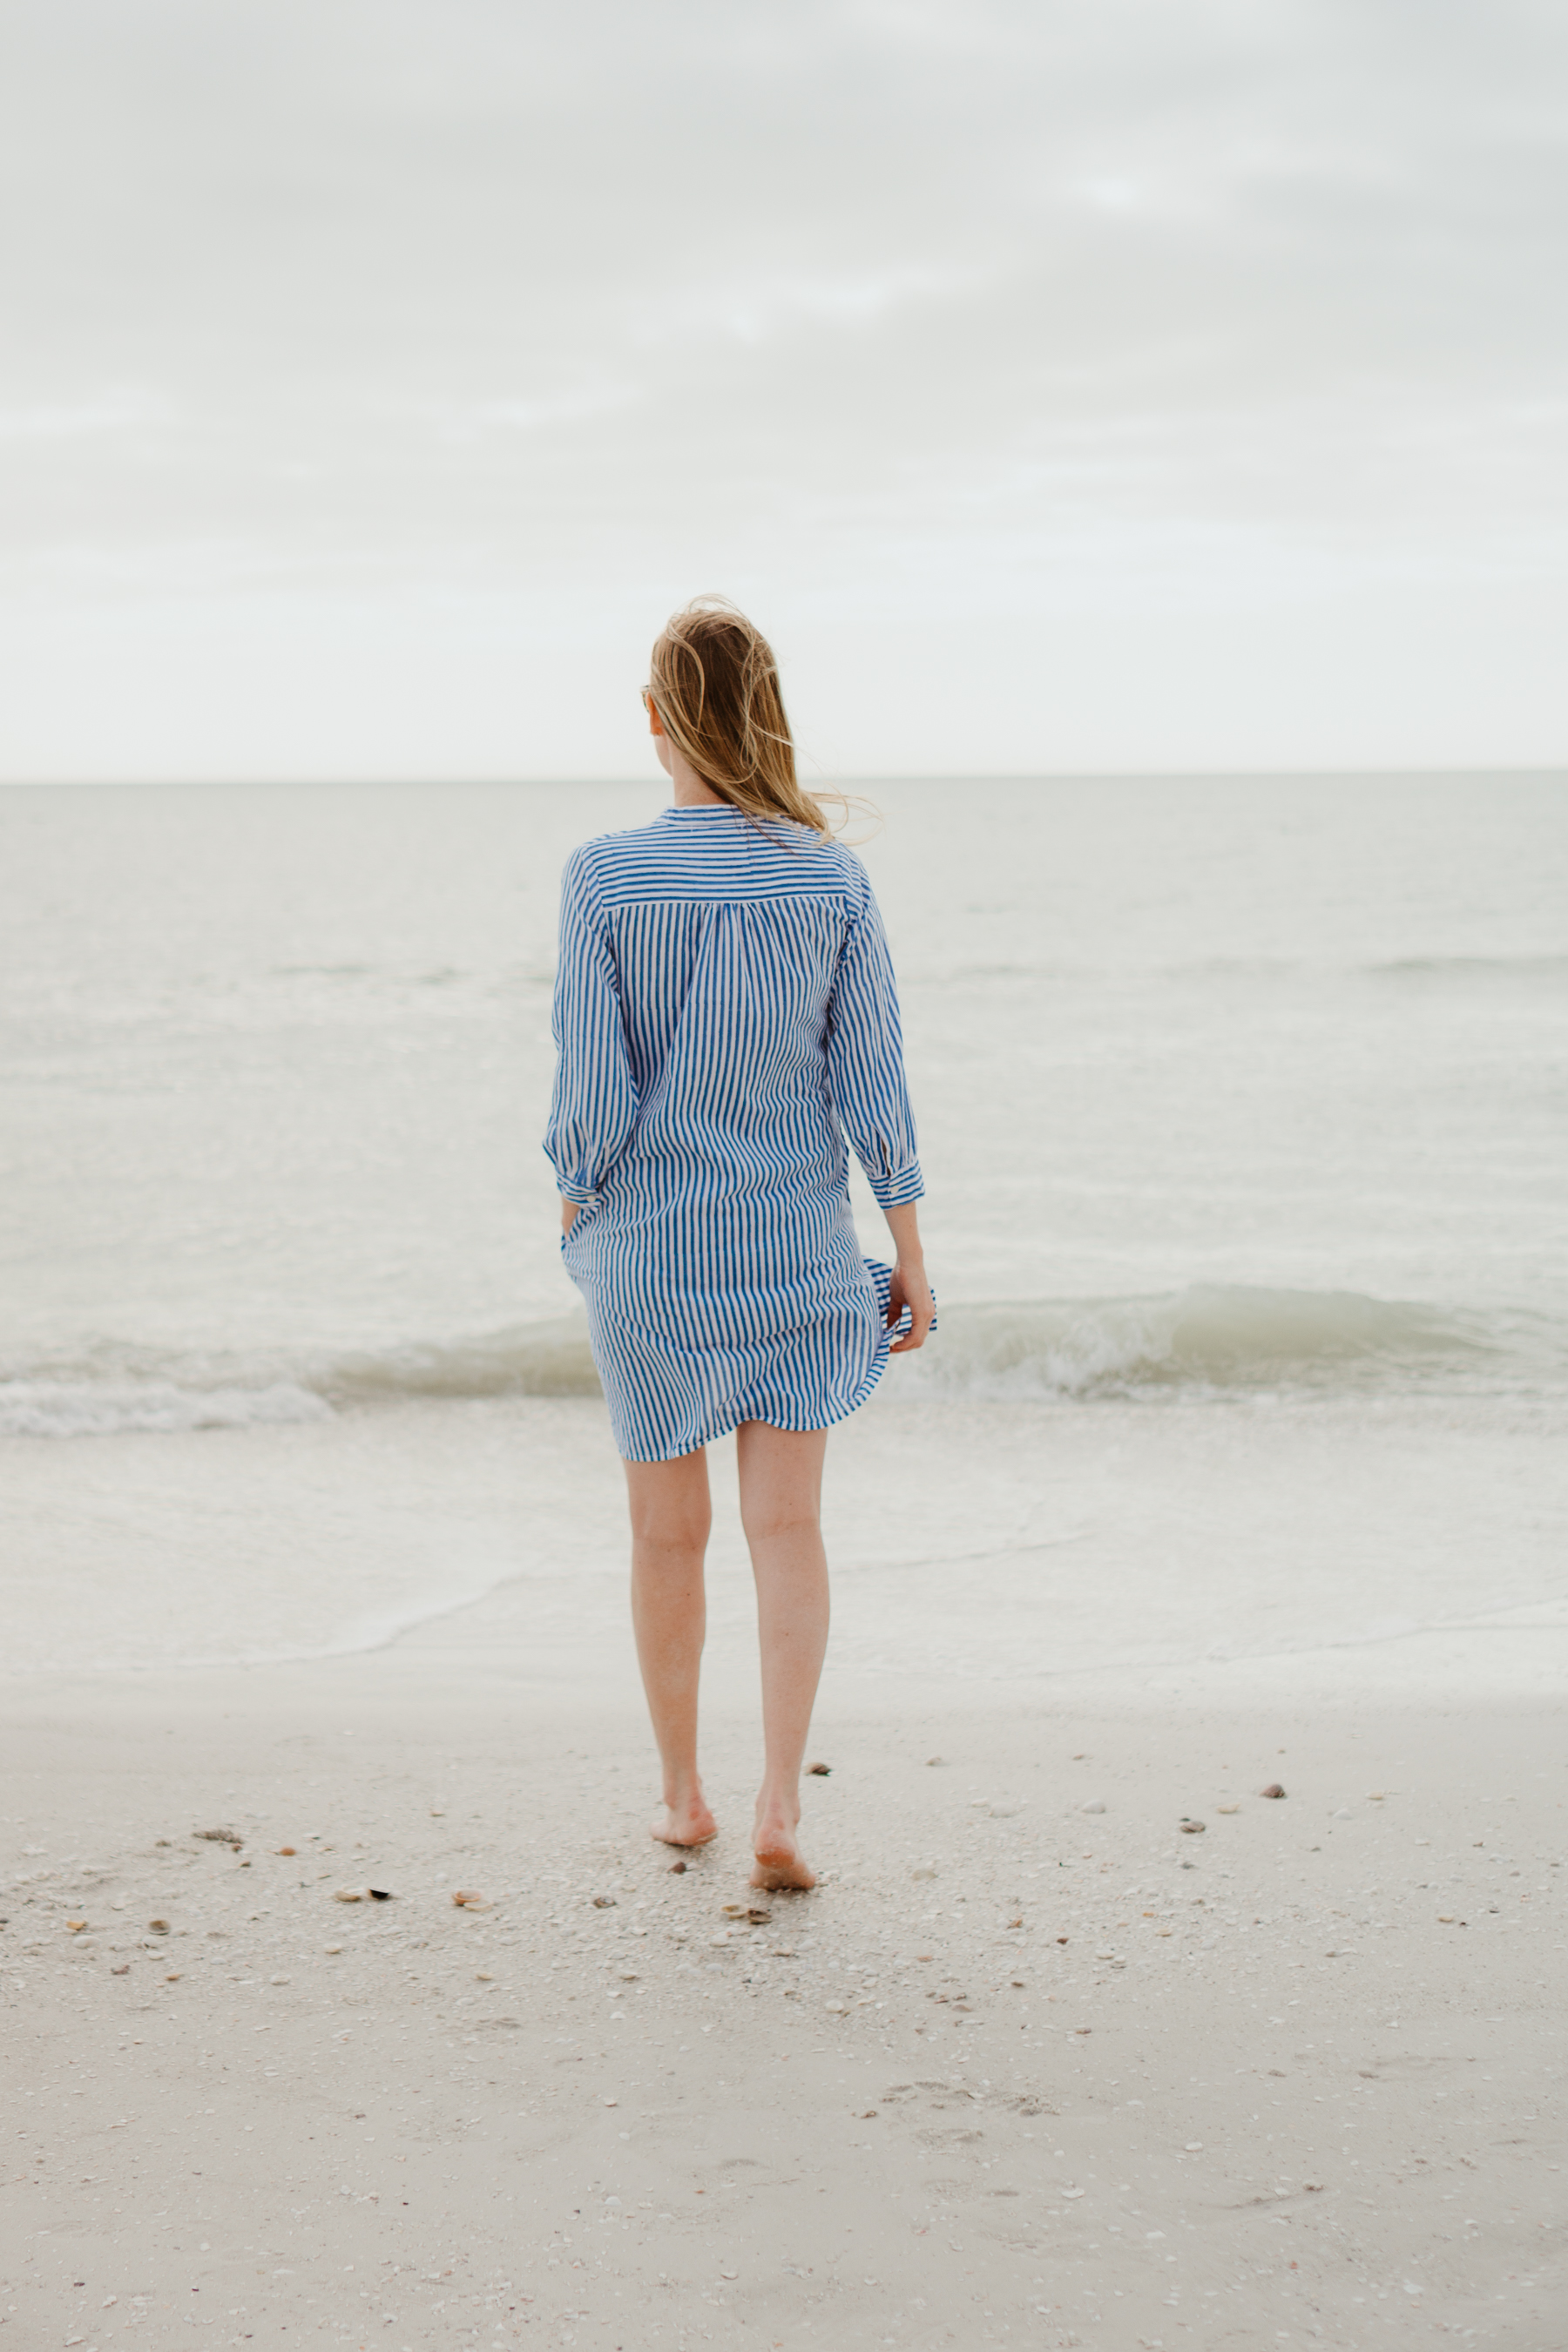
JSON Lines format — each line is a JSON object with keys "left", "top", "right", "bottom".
{"left": 1260, "top": 1783, "right": 1287, "bottom": 1800}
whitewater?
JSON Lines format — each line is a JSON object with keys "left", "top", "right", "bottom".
{"left": 3, "top": 773, "right": 1565, "bottom": 1682}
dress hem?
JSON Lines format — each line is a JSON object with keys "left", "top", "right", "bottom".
{"left": 608, "top": 1355, "right": 888, "bottom": 1463}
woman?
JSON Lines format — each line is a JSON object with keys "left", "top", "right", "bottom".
{"left": 545, "top": 599, "right": 933, "bottom": 1890}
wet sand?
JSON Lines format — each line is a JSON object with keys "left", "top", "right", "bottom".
{"left": 3, "top": 1396, "right": 1565, "bottom": 2349}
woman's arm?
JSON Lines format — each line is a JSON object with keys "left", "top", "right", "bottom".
{"left": 882, "top": 1200, "right": 934, "bottom": 1353}
{"left": 823, "top": 877, "right": 924, "bottom": 1211}
{"left": 544, "top": 848, "right": 638, "bottom": 1221}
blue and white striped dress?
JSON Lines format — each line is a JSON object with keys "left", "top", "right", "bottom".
{"left": 544, "top": 803, "right": 924, "bottom": 1462}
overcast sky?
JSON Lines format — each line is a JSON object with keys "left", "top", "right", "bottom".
{"left": 2, "top": 0, "right": 1565, "bottom": 780}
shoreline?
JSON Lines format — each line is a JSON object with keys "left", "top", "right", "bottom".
{"left": 3, "top": 1388, "right": 1565, "bottom": 2345}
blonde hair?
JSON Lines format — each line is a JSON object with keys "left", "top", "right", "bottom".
{"left": 647, "top": 597, "right": 837, "bottom": 837}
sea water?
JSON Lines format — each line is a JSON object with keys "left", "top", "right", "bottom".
{"left": 3, "top": 775, "right": 1565, "bottom": 1687}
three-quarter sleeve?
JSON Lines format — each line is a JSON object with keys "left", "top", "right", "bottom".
{"left": 544, "top": 847, "right": 639, "bottom": 1206}
{"left": 824, "top": 872, "right": 924, "bottom": 1207}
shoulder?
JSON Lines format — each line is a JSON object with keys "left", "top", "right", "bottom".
{"left": 797, "top": 832, "right": 875, "bottom": 918}
{"left": 761, "top": 825, "right": 872, "bottom": 905}
{"left": 559, "top": 820, "right": 669, "bottom": 905}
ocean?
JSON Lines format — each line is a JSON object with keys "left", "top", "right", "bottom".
{"left": 3, "top": 774, "right": 1565, "bottom": 1688}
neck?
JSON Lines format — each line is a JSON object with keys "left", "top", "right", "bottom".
{"left": 668, "top": 747, "right": 727, "bottom": 807}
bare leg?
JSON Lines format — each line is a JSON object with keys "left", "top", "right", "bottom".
{"left": 624, "top": 1450, "right": 717, "bottom": 1848}
{"left": 735, "top": 1422, "right": 830, "bottom": 1890}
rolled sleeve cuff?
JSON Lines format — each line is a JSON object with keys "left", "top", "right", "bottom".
{"left": 556, "top": 1178, "right": 601, "bottom": 1208}
{"left": 868, "top": 1161, "right": 924, "bottom": 1208}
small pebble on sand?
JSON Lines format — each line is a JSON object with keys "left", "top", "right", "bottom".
{"left": 334, "top": 1889, "right": 362, "bottom": 1903}
{"left": 325, "top": 1943, "right": 342, "bottom": 1955}
{"left": 1180, "top": 1819, "right": 1206, "bottom": 1835}
{"left": 1217, "top": 1803, "right": 1240, "bottom": 1815}
{"left": 67, "top": 1919, "right": 87, "bottom": 1933}
{"left": 1260, "top": 1783, "right": 1287, "bottom": 1799}
{"left": 926, "top": 1756, "right": 946, "bottom": 1767}
{"left": 806, "top": 1761, "right": 831, "bottom": 1775}
{"left": 668, "top": 1859, "right": 686, "bottom": 1873}
{"left": 148, "top": 1919, "right": 169, "bottom": 1935}
{"left": 277, "top": 1846, "right": 296, "bottom": 1855}
{"left": 1079, "top": 1800, "right": 1106, "bottom": 1815}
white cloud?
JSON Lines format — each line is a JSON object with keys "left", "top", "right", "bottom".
{"left": 0, "top": 0, "right": 1564, "bottom": 777}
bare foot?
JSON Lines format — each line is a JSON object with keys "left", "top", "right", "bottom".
{"left": 651, "top": 1792, "right": 717, "bottom": 1849}
{"left": 751, "top": 1802, "right": 815, "bottom": 1890}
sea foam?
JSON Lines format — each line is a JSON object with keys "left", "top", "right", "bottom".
{"left": 0, "top": 1286, "right": 1538, "bottom": 1437}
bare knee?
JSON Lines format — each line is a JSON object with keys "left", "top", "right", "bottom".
{"left": 630, "top": 1499, "right": 710, "bottom": 1558}
{"left": 740, "top": 1497, "right": 821, "bottom": 1553}
{"left": 625, "top": 1456, "right": 711, "bottom": 1560}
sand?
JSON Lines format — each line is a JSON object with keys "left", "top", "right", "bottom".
{"left": 3, "top": 1396, "right": 1565, "bottom": 2349}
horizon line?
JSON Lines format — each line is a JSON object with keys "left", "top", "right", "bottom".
{"left": 3, "top": 763, "right": 1566, "bottom": 790}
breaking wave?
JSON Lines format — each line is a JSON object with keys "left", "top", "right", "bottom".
{"left": 903, "top": 1286, "right": 1512, "bottom": 1399}
{"left": 2, "top": 1288, "right": 1554, "bottom": 1437}
{"left": 0, "top": 1376, "right": 334, "bottom": 1440}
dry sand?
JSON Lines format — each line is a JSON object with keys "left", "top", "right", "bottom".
{"left": 3, "top": 1395, "right": 1565, "bottom": 2349}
